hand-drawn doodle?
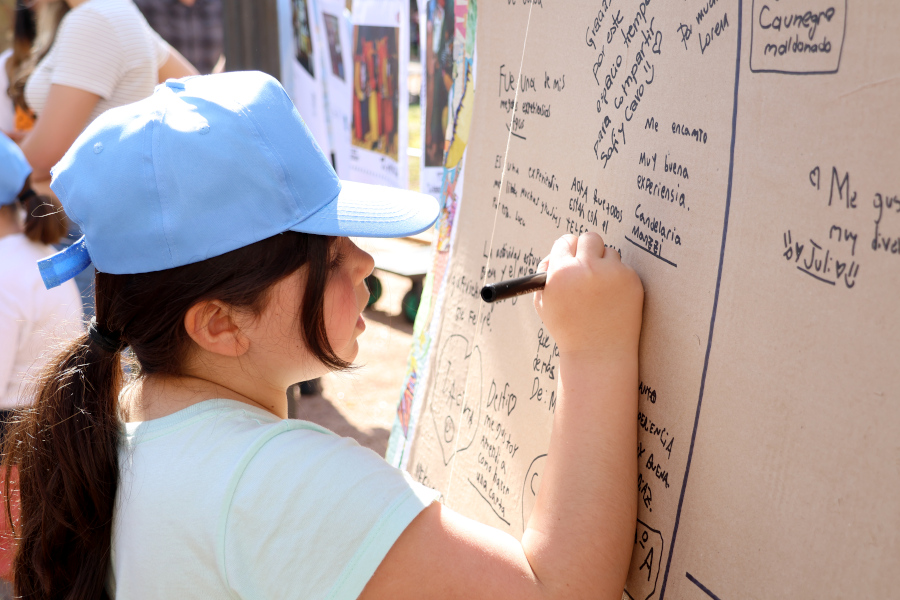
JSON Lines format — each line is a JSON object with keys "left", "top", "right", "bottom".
{"left": 625, "top": 519, "right": 664, "bottom": 600}
{"left": 521, "top": 454, "right": 547, "bottom": 531}
{"left": 429, "top": 334, "right": 483, "bottom": 465}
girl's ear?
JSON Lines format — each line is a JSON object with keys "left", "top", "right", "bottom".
{"left": 184, "top": 300, "right": 250, "bottom": 358}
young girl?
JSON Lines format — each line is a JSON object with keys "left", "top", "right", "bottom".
{"left": 0, "top": 133, "right": 81, "bottom": 600}
{"left": 5, "top": 71, "right": 644, "bottom": 600}
{"left": 0, "top": 133, "right": 81, "bottom": 439}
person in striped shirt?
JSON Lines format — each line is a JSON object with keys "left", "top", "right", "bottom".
{"left": 16, "top": 0, "right": 197, "bottom": 182}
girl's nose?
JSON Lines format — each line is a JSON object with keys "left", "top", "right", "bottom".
{"left": 347, "top": 239, "right": 375, "bottom": 281}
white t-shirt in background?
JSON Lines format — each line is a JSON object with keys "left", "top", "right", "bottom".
{"left": 111, "top": 399, "right": 440, "bottom": 599}
{"left": 25, "top": 0, "right": 171, "bottom": 124}
{"left": 0, "top": 233, "right": 83, "bottom": 409}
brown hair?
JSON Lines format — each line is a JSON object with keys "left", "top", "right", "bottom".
{"left": 8, "top": 0, "right": 69, "bottom": 111}
{"left": 14, "top": 178, "right": 69, "bottom": 245}
{"left": 4, "top": 1, "right": 35, "bottom": 106}
{"left": 2, "top": 231, "right": 346, "bottom": 599}
{"left": 5, "top": 1, "right": 37, "bottom": 110}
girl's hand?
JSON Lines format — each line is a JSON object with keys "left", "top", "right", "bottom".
{"left": 362, "top": 232, "right": 644, "bottom": 600}
{"left": 534, "top": 232, "right": 644, "bottom": 361}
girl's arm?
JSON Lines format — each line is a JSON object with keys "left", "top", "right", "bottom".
{"left": 157, "top": 46, "right": 199, "bottom": 82}
{"left": 361, "top": 232, "right": 643, "bottom": 600}
{"left": 19, "top": 84, "right": 100, "bottom": 181}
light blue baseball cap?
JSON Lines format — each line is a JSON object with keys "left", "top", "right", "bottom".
{"left": 39, "top": 71, "right": 439, "bottom": 289}
{"left": 1, "top": 132, "right": 32, "bottom": 206}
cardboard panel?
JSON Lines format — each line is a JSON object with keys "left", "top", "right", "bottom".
{"left": 402, "top": 0, "right": 900, "bottom": 597}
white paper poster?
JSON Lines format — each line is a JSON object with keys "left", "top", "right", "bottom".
{"left": 280, "top": 0, "right": 332, "bottom": 159}
{"left": 347, "top": 0, "right": 408, "bottom": 188}
{"left": 316, "top": 1, "right": 354, "bottom": 178}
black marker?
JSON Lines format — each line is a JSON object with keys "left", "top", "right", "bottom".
{"left": 480, "top": 272, "right": 547, "bottom": 303}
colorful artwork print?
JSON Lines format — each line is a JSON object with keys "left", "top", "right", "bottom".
{"left": 292, "top": 0, "right": 315, "bottom": 76}
{"left": 425, "top": 0, "right": 454, "bottom": 167}
{"left": 351, "top": 25, "right": 400, "bottom": 161}
{"left": 323, "top": 13, "right": 345, "bottom": 80}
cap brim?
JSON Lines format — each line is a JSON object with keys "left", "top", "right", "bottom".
{"left": 288, "top": 180, "right": 440, "bottom": 238}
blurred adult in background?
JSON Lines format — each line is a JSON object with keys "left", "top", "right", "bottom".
{"left": 0, "top": 133, "right": 82, "bottom": 442}
{"left": 135, "top": 0, "right": 224, "bottom": 75}
{"left": 14, "top": 0, "right": 197, "bottom": 182}
{"left": 1, "top": 0, "right": 38, "bottom": 137}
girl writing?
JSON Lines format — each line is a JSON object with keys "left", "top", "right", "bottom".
{"left": 5, "top": 71, "right": 644, "bottom": 600}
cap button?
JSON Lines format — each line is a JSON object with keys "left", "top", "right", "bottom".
{"left": 165, "top": 79, "right": 186, "bottom": 91}
{"left": 198, "top": 124, "right": 210, "bottom": 135}
{"left": 93, "top": 142, "right": 103, "bottom": 154}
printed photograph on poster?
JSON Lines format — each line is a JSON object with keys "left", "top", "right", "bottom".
{"left": 323, "top": 13, "right": 345, "bottom": 81}
{"left": 347, "top": 0, "right": 407, "bottom": 188}
{"left": 292, "top": 0, "right": 315, "bottom": 76}
{"left": 424, "top": 0, "right": 453, "bottom": 167}
{"left": 352, "top": 25, "right": 400, "bottom": 162}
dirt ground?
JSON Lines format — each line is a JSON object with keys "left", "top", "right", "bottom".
{"left": 288, "top": 237, "right": 426, "bottom": 456}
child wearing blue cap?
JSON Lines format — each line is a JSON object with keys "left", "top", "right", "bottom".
{"left": 0, "top": 133, "right": 82, "bottom": 442}
{"left": 3, "top": 72, "right": 644, "bottom": 600}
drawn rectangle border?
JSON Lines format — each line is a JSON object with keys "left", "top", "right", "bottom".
{"left": 748, "top": 0, "right": 847, "bottom": 75}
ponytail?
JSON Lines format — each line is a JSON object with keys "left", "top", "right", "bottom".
{"left": 18, "top": 185, "right": 69, "bottom": 245}
{"left": 3, "top": 327, "right": 124, "bottom": 600}
{"left": 2, "top": 232, "right": 343, "bottom": 598}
